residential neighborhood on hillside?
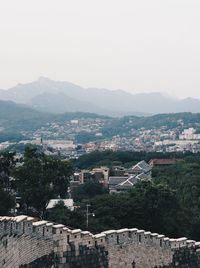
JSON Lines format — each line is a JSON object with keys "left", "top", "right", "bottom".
{"left": 2, "top": 121, "right": 200, "bottom": 157}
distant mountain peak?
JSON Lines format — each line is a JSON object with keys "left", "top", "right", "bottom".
{"left": 0, "top": 77, "right": 200, "bottom": 116}
{"left": 36, "top": 76, "right": 55, "bottom": 86}
{"left": 37, "top": 76, "right": 51, "bottom": 82}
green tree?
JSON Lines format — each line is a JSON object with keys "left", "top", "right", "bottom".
{"left": 78, "top": 181, "right": 187, "bottom": 237}
{"left": 45, "top": 201, "right": 85, "bottom": 229}
{"left": 14, "top": 147, "right": 72, "bottom": 217}
{"left": 0, "top": 187, "right": 15, "bottom": 215}
{"left": 72, "top": 181, "right": 108, "bottom": 201}
{"left": 128, "top": 182, "right": 188, "bottom": 237}
{"left": 0, "top": 151, "right": 16, "bottom": 191}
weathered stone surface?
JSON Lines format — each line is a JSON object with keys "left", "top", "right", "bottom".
{"left": 0, "top": 216, "right": 200, "bottom": 268}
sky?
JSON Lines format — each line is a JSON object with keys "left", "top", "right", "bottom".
{"left": 0, "top": 0, "right": 200, "bottom": 98}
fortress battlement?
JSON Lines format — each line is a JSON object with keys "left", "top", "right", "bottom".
{"left": 0, "top": 215, "right": 200, "bottom": 268}
{"left": 0, "top": 215, "right": 199, "bottom": 250}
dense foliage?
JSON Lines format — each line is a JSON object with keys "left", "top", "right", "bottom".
{"left": 13, "top": 147, "right": 73, "bottom": 216}
{"left": 86, "top": 182, "right": 187, "bottom": 237}
{"left": 57, "top": 152, "right": 200, "bottom": 240}
{"left": 153, "top": 156, "right": 200, "bottom": 240}
{"left": 0, "top": 187, "right": 15, "bottom": 215}
{"left": 72, "top": 181, "right": 108, "bottom": 201}
{"left": 0, "top": 151, "right": 16, "bottom": 215}
{"left": 45, "top": 181, "right": 190, "bottom": 238}
{"left": 1, "top": 148, "right": 200, "bottom": 241}
{"left": 74, "top": 150, "right": 191, "bottom": 169}
{"left": 45, "top": 201, "right": 85, "bottom": 229}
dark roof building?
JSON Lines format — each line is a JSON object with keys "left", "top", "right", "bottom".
{"left": 128, "top": 160, "right": 152, "bottom": 175}
{"left": 108, "top": 161, "right": 152, "bottom": 193}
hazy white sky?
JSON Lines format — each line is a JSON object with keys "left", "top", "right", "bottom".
{"left": 0, "top": 0, "right": 200, "bottom": 98}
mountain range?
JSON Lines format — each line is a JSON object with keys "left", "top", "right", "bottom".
{"left": 1, "top": 77, "right": 200, "bottom": 116}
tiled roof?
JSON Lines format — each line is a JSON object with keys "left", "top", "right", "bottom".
{"left": 109, "top": 176, "right": 129, "bottom": 186}
{"left": 131, "top": 160, "right": 152, "bottom": 173}
{"left": 150, "top": 159, "right": 177, "bottom": 165}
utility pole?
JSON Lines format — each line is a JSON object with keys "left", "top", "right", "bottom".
{"left": 86, "top": 204, "right": 90, "bottom": 229}
{"left": 86, "top": 204, "right": 95, "bottom": 229}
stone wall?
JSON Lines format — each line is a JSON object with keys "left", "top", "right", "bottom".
{"left": 104, "top": 229, "right": 200, "bottom": 268}
{"left": 0, "top": 216, "right": 200, "bottom": 268}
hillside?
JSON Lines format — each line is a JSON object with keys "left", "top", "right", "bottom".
{"left": 0, "top": 100, "right": 109, "bottom": 132}
{"left": 1, "top": 100, "right": 200, "bottom": 143}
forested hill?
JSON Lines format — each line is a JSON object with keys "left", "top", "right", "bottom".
{"left": 0, "top": 100, "right": 52, "bottom": 131}
{"left": 73, "top": 150, "right": 194, "bottom": 169}
{"left": 118, "top": 112, "right": 200, "bottom": 129}
{"left": 101, "top": 112, "right": 200, "bottom": 138}
{"left": 0, "top": 100, "right": 42, "bottom": 120}
{"left": 132, "top": 113, "right": 200, "bottom": 128}
{"left": 0, "top": 100, "right": 109, "bottom": 131}
{"left": 1, "top": 100, "right": 200, "bottom": 143}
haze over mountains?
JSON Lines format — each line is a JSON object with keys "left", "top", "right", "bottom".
{"left": 0, "top": 77, "right": 200, "bottom": 116}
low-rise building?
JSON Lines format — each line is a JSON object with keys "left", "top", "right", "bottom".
{"left": 46, "top": 199, "right": 74, "bottom": 211}
{"left": 108, "top": 161, "right": 152, "bottom": 193}
{"left": 149, "top": 159, "right": 177, "bottom": 167}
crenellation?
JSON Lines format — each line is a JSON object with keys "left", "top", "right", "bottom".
{"left": 70, "top": 228, "right": 81, "bottom": 238}
{"left": 0, "top": 215, "right": 200, "bottom": 267}
{"left": 0, "top": 217, "right": 11, "bottom": 236}
{"left": 176, "top": 237, "right": 187, "bottom": 248}
{"left": 195, "top": 241, "right": 200, "bottom": 248}
{"left": 103, "top": 230, "right": 117, "bottom": 245}
{"left": 168, "top": 237, "right": 189, "bottom": 249}
{"left": 136, "top": 229, "right": 145, "bottom": 243}
{"left": 52, "top": 224, "right": 65, "bottom": 241}
{"left": 81, "top": 231, "right": 94, "bottom": 247}
{"left": 44, "top": 222, "right": 53, "bottom": 238}
{"left": 93, "top": 233, "right": 106, "bottom": 247}
{"left": 169, "top": 238, "right": 177, "bottom": 249}
{"left": 23, "top": 218, "right": 34, "bottom": 236}
{"left": 163, "top": 237, "right": 170, "bottom": 249}
{"left": 143, "top": 231, "right": 152, "bottom": 245}
{"left": 14, "top": 216, "right": 29, "bottom": 237}
{"left": 151, "top": 232, "right": 159, "bottom": 247}
{"left": 156, "top": 234, "right": 165, "bottom": 248}
{"left": 116, "top": 229, "right": 129, "bottom": 244}
{"left": 32, "top": 221, "right": 48, "bottom": 238}
{"left": 68, "top": 229, "right": 82, "bottom": 253}
{"left": 186, "top": 239, "right": 196, "bottom": 247}
{"left": 129, "top": 228, "right": 138, "bottom": 243}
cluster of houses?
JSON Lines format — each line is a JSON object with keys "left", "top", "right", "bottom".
{"left": 70, "top": 159, "right": 177, "bottom": 195}
{"left": 45, "top": 158, "right": 178, "bottom": 212}
{"left": 108, "top": 161, "right": 152, "bottom": 193}
{"left": 71, "top": 158, "right": 178, "bottom": 194}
